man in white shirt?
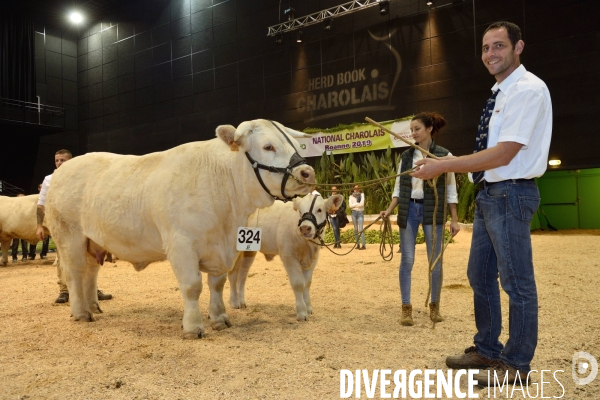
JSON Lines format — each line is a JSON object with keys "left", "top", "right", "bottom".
{"left": 412, "top": 21, "right": 552, "bottom": 385}
{"left": 37, "top": 149, "right": 113, "bottom": 304}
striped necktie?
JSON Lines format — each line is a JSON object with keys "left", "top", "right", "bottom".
{"left": 472, "top": 89, "right": 500, "bottom": 184}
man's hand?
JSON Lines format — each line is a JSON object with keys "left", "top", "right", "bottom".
{"left": 379, "top": 210, "right": 389, "bottom": 219}
{"left": 36, "top": 226, "right": 45, "bottom": 241}
{"left": 411, "top": 158, "right": 447, "bottom": 180}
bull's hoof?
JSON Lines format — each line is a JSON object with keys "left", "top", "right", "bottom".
{"left": 296, "top": 314, "right": 309, "bottom": 322}
{"left": 183, "top": 328, "right": 204, "bottom": 340}
{"left": 73, "top": 311, "right": 95, "bottom": 322}
{"left": 210, "top": 317, "right": 232, "bottom": 331}
{"left": 91, "top": 302, "right": 103, "bottom": 314}
{"left": 0, "top": 261, "right": 7, "bottom": 267}
{"left": 239, "top": 303, "right": 247, "bottom": 309}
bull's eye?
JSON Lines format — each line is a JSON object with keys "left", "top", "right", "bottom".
{"left": 264, "top": 144, "right": 274, "bottom": 151}
{"left": 317, "top": 208, "right": 322, "bottom": 213}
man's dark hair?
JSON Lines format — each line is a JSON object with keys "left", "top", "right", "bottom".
{"left": 483, "top": 21, "right": 522, "bottom": 48}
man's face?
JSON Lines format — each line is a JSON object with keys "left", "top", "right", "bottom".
{"left": 55, "top": 153, "right": 71, "bottom": 169}
{"left": 38, "top": 184, "right": 42, "bottom": 192}
{"left": 331, "top": 187, "right": 338, "bottom": 195}
{"left": 481, "top": 27, "right": 523, "bottom": 83}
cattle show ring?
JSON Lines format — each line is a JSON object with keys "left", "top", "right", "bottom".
{"left": 1, "top": 117, "right": 598, "bottom": 400}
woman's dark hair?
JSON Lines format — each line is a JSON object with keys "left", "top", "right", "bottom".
{"left": 412, "top": 112, "right": 447, "bottom": 137}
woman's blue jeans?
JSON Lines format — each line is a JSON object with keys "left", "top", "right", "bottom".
{"left": 351, "top": 210, "right": 366, "bottom": 247}
{"left": 399, "top": 201, "right": 443, "bottom": 304}
{"left": 329, "top": 216, "right": 340, "bottom": 244}
{"left": 467, "top": 180, "right": 540, "bottom": 372}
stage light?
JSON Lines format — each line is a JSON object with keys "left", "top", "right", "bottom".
{"left": 324, "top": 19, "right": 333, "bottom": 31}
{"left": 426, "top": 1, "right": 433, "bottom": 6}
{"left": 296, "top": 30, "right": 303, "bottom": 43}
{"left": 275, "top": 34, "right": 283, "bottom": 45}
{"left": 284, "top": 8, "right": 296, "bottom": 21}
{"left": 68, "top": 11, "right": 84, "bottom": 24}
{"left": 379, "top": 0, "right": 390, "bottom": 16}
{"left": 549, "top": 159, "right": 561, "bottom": 166}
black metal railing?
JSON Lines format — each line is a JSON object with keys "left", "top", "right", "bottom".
{"left": 0, "top": 97, "right": 65, "bottom": 129}
{"left": 0, "top": 180, "right": 24, "bottom": 196}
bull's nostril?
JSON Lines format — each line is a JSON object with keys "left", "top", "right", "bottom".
{"left": 301, "top": 171, "right": 309, "bottom": 179}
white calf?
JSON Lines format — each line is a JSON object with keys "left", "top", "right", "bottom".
{"left": 229, "top": 193, "right": 343, "bottom": 320}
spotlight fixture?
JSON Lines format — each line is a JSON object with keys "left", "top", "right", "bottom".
{"left": 426, "top": 1, "right": 433, "bottom": 6}
{"left": 548, "top": 159, "right": 561, "bottom": 166}
{"left": 284, "top": 7, "right": 296, "bottom": 21}
{"left": 379, "top": 0, "right": 390, "bottom": 16}
{"left": 68, "top": 11, "right": 84, "bottom": 24}
{"left": 324, "top": 19, "right": 333, "bottom": 31}
{"left": 296, "top": 30, "right": 303, "bottom": 43}
{"left": 275, "top": 34, "right": 283, "bottom": 45}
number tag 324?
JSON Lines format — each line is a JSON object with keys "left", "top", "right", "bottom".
{"left": 236, "top": 227, "right": 262, "bottom": 251}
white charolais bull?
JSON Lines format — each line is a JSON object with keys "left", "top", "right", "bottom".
{"left": 228, "top": 193, "right": 343, "bottom": 321}
{"left": 0, "top": 195, "right": 49, "bottom": 266}
{"left": 45, "top": 119, "right": 315, "bottom": 339}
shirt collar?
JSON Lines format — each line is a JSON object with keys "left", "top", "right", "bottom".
{"left": 491, "top": 64, "right": 526, "bottom": 94}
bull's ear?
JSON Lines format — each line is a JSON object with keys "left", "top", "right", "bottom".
{"left": 292, "top": 197, "right": 302, "bottom": 211}
{"left": 216, "top": 125, "right": 238, "bottom": 151}
{"left": 234, "top": 120, "right": 256, "bottom": 142}
{"left": 326, "top": 194, "right": 344, "bottom": 213}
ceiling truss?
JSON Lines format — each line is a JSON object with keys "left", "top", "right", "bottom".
{"left": 267, "top": 0, "right": 389, "bottom": 36}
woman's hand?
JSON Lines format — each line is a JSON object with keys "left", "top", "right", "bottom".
{"left": 449, "top": 220, "right": 461, "bottom": 237}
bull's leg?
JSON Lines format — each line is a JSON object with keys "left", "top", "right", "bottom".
{"left": 0, "top": 240, "right": 9, "bottom": 266}
{"left": 229, "top": 251, "right": 256, "bottom": 309}
{"left": 302, "top": 267, "right": 315, "bottom": 316}
{"left": 83, "top": 254, "right": 102, "bottom": 314}
{"left": 168, "top": 249, "right": 204, "bottom": 339}
{"left": 281, "top": 256, "right": 309, "bottom": 321}
{"left": 208, "top": 272, "right": 232, "bottom": 331}
{"left": 59, "top": 238, "right": 95, "bottom": 322}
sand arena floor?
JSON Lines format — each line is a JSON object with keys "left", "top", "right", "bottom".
{"left": 1, "top": 229, "right": 599, "bottom": 399}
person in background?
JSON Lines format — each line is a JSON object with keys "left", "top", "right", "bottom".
{"left": 349, "top": 184, "right": 366, "bottom": 250}
{"left": 328, "top": 186, "right": 345, "bottom": 248}
{"left": 380, "top": 112, "right": 460, "bottom": 327}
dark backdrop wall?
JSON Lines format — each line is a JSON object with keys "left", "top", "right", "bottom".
{"left": 30, "top": 0, "right": 600, "bottom": 180}
{"left": 28, "top": 22, "right": 79, "bottom": 192}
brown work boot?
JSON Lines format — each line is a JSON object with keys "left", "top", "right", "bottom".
{"left": 429, "top": 302, "right": 444, "bottom": 322}
{"left": 400, "top": 304, "right": 414, "bottom": 326}
{"left": 97, "top": 289, "right": 113, "bottom": 301}
{"left": 446, "top": 346, "right": 495, "bottom": 369}
{"left": 55, "top": 292, "right": 69, "bottom": 303}
{"left": 473, "top": 360, "right": 531, "bottom": 386}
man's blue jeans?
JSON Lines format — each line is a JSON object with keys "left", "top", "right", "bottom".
{"left": 399, "top": 201, "right": 443, "bottom": 304}
{"left": 352, "top": 210, "right": 366, "bottom": 247}
{"left": 329, "top": 216, "right": 340, "bottom": 244}
{"left": 467, "top": 180, "right": 540, "bottom": 372}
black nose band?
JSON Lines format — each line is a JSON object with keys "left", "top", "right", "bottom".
{"left": 245, "top": 120, "right": 309, "bottom": 202}
{"left": 298, "top": 195, "right": 327, "bottom": 239}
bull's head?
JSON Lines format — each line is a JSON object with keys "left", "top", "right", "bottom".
{"left": 217, "top": 119, "right": 315, "bottom": 201}
{"left": 294, "top": 194, "right": 343, "bottom": 239}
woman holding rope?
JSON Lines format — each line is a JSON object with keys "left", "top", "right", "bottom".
{"left": 380, "top": 112, "right": 460, "bottom": 326}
